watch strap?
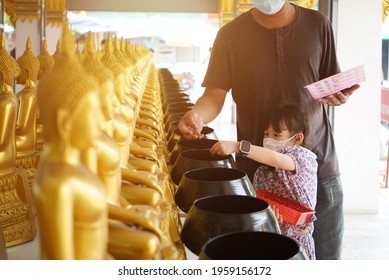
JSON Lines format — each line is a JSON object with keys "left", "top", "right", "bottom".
{"left": 238, "top": 140, "right": 251, "bottom": 157}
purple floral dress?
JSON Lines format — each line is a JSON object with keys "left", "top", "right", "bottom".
{"left": 253, "top": 145, "right": 318, "bottom": 260}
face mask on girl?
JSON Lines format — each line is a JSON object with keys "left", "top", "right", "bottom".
{"left": 252, "top": 0, "right": 286, "bottom": 15}
{"left": 263, "top": 134, "right": 296, "bottom": 151}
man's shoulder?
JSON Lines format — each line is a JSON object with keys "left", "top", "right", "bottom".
{"left": 297, "top": 5, "right": 331, "bottom": 25}
{"left": 220, "top": 10, "right": 252, "bottom": 30}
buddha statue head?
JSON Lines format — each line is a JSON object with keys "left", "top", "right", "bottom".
{"left": 101, "top": 33, "right": 125, "bottom": 80}
{"left": 16, "top": 37, "right": 40, "bottom": 85}
{"left": 101, "top": 33, "right": 127, "bottom": 105}
{"left": 38, "top": 22, "right": 101, "bottom": 145}
{"left": 37, "top": 39, "right": 55, "bottom": 80}
{"left": 125, "top": 39, "right": 139, "bottom": 63}
{"left": 52, "top": 39, "right": 63, "bottom": 66}
{"left": 0, "top": 32, "right": 19, "bottom": 90}
{"left": 114, "top": 36, "right": 132, "bottom": 70}
{"left": 116, "top": 36, "right": 135, "bottom": 87}
{"left": 83, "top": 31, "right": 117, "bottom": 121}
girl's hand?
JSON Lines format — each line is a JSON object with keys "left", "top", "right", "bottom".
{"left": 209, "top": 141, "right": 239, "bottom": 156}
{"left": 271, "top": 205, "right": 283, "bottom": 224}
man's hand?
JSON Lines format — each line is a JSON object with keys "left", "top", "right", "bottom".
{"left": 319, "top": 84, "right": 360, "bottom": 106}
{"left": 177, "top": 110, "right": 205, "bottom": 139}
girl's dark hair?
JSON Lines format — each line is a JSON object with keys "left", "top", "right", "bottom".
{"left": 264, "top": 104, "right": 310, "bottom": 147}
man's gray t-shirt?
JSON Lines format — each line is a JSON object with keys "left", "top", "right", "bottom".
{"left": 202, "top": 6, "right": 340, "bottom": 182}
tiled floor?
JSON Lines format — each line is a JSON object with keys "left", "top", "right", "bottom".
{"left": 342, "top": 187, "right": 389, "bottom": 260}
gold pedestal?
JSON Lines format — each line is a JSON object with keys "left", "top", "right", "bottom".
{"left": 0, "top": 169, "right": 36, "bottom": 247}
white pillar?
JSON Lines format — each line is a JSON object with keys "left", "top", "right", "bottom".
{"left": 334, "top": 0, "right": 382, "bottom": 213}
{"left": 43, "top": 0, "right": 66, "bottom": 54}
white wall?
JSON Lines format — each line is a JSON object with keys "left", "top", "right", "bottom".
{"left": 334, "top": 0, "right": 382, "bottom": 213}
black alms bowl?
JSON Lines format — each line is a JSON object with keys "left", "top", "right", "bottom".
{"left": 168, "top": 126, "right": 217, "bottom": 152}
{"left": 175, "top": 167, "right": 255, "bottom": 213}
{"left": 169, "top": 138, "right": 219, "bottom": 166}
{"left": 170, "top": 149, "right": 236, "bottom": 185}
{"left": 181, "top": 195, "right": 280, "bottom": 255}
{"left": 198, "top": 231, "right": 307, "bottom": 260}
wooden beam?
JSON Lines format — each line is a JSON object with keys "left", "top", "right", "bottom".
{"left": 68, "top": 0, "right": 219, "bottom": 13}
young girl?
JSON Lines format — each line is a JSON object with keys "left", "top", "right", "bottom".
{"left": 209, "top": 104, "right": 318, "bottom": 260}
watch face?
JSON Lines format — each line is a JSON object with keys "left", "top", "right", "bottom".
{"left": 240, "top": 141, "right": 251, "bottom": 153}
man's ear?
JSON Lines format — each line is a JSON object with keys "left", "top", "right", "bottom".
{"left": 294, "top": 132, "right": 304, "bottom": 145}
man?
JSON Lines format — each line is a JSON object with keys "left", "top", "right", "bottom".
{"left": 178, "top": 0, "right": 359, "bottom": 260}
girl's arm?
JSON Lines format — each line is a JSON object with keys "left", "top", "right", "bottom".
{"left": 210, "top": 140, "right": 296, "bottom": 171}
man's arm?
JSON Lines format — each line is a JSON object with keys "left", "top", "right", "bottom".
{"left": 178, "top": 87, "right": 227, "bottom": 138}
{"left": 193, "top": 87, "right": 228, "bottom": 123}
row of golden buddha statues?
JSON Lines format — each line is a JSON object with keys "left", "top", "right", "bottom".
{"left": 0, "top": 20, "right": 185, "bottom": 259}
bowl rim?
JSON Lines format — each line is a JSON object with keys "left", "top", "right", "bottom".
{"left": 199, "top": 231, "right": 302, "bottom": 260}
{"left": 178, "top": 149, "right": 232, "bottom": 161}
{"left": 190, "top": 194, "right": 270, "bottom": 215}
{"left": 181, "top": 167, "right": 248, "bottom": 182}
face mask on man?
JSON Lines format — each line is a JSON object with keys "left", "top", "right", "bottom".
{"left": 263, "top": 134, "right": 296, "bottom": 151}
{"left": 252, "top": 0, "right": 286, "bottom": 15}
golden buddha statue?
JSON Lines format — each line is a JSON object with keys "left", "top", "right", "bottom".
{"left": 82, "top": 31, "right": 126, "bottom": 204}
{"left": 83, "top": 33, "right": 159, "bottom": 191}
{"left": 83, "top": 33, "right": 158, "bottom": 197}
{"left": 37, "top": 39, "right": 55, "bottom": 80}
{"left": 15, "top": 37, "right": 40, "bottom": 193}
{"left": 35, "top": 24, "right": 108, "bottom": 259}
{"left": 0, "top": 226, "right": 7, "bottom": 259}
{"left": 113, "top": 36, "right": 135, "bottom": 96}
{"left": 52, "top": 39, "right": 62, "bottom": 65}
{"left": 101, "top": 33, "right": 136, "bottom": 128}
{"left": 102, "top": 34, "right": 160, "bottom": 169}
{"left": 36, "top": 39, "right": 55, "bottom": 152}
{"left": 125, "top": 39, "right": 143, "bottom": 69}
{"left": 76, "top": 42, "right": 84, "bottom": 63}
{"left": 124, "top": 39, "right": 146, "bottom": 102}
{"left": 80, "top": 32, "right": 164, "bottom": 259}
{"left": 124, "top": 39, "right": 137, "bottom": 68}
{"left": 0, "top": 32, "right": 36, "bottom": 247}
{"left": 114, "top": 40, "right": 186, "bottom": 258}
